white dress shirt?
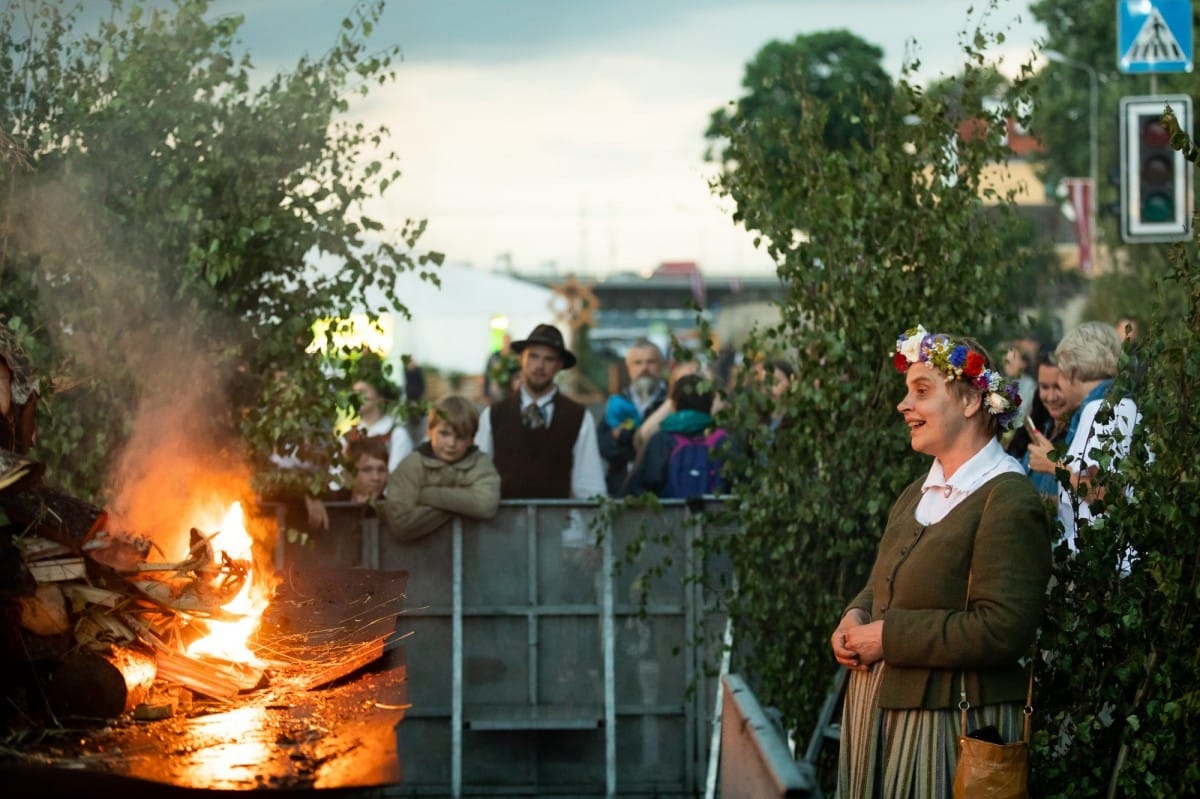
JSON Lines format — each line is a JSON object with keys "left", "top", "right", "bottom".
{"left": 1057, "top": 395, "right": 1139, "bottom": 553}
{"left": 475, "top": 387, "right": 609, "bottom": 499}
{"left": 916, "top": 438, "right": 1025, "bottom": 525}
{"left": 355, "top": 414, "right": 415, "bottom": 473}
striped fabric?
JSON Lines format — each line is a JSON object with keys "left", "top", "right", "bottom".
{"left": 838, "top": 662, "right": 1024, "bottom": 799}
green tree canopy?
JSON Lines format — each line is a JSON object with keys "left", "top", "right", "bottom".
{"left": 702, "top": 16, "right": 1039, "bottom": 756}
{"left": 704, "top": 30, "right": 894, "bottom": 236}
{"left": 0, "top": 0, "right": 441, "bottom": 510}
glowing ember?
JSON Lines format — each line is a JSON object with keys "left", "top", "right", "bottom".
{"left": 186, "top": 501, "right": 271, "bottom": 664}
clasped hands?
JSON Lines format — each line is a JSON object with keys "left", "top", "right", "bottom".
{"left": 831, "top": 610, "right": 883, "bottom": 671}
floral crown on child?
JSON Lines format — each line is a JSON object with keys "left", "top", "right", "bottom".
{"left": 893, "top": 325, "right": 1022, "bottom": 430}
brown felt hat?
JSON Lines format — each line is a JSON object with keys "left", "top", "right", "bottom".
{"left": 510, "top": 323, "right": 576, "bottom": 369}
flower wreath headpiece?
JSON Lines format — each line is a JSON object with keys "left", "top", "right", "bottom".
{"left": 893, "top": 325, "right": 1022, "bottom": 430}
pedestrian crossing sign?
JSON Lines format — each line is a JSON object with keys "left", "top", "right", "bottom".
{"left": 1118, "top": 0, "right": 1193, "bottom": 74}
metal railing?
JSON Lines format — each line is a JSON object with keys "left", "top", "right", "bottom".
{"left": 270, "top": 498, "right": 735, "bottom": 798}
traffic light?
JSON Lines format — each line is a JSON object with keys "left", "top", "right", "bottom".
{"left": 1120, "top": 95, "right": 1193, "bottom": 243}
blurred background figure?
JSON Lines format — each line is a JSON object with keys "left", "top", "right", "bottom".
{"left": 624, "top": 373, "right": 727, "bottom": 499}
{"left": 305, "top": 432, "right": 391, "bottom": 534}
{"left": 403, "top": 356, "right": 427, "bottom": 443}
{"left": 345, "top": 353, "right": 414, "bottom": 474}
{"left": 597, "top": 338, "right": 668, "bottom": 496}
{"left": 1114, "top": 316, "right": 1139, "bottom": 344}
{"left": 1002, "top": 341, "right": 1037, "bottom": 430}
{"left": 633, "top": 358, "right": 705, "bottom": 453}
{"left": 483, "top": 332, "right": 518, "bottom": 405}
{"left": 760, "top": 357, "right": 796, "bottom": 434}
{"left": 1009, "top": 348, "right": 1076, "bottom": 501}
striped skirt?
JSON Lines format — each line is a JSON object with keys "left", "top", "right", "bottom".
{"left": 837, "top": 662, "right": 1024, "bottom": 799}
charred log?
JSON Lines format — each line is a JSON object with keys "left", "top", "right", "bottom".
{"left": 0, "top": 486, "right": 103, "bottom": 551}
{"left": 48, "top": 645, "right": 157, "bottom": 720}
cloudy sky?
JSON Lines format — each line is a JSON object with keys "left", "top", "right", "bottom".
{"left": 219, "top": 0, "right": 1047, "bottom": 279}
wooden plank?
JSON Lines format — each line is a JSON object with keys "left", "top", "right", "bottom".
{"left": 28, "top": 557, "right": 86, "bottom": 583}
{"left": 154, "top": 649, "right": 253, "bottom": 700}
{"left": 13, "top": 536, "right": 73, "bottom": 561}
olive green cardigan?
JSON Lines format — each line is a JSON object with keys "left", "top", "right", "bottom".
{"left": 844, "top": 472, "right": 1052, "bottom": 710}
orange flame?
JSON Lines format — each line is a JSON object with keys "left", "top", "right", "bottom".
{"left": 185, "top": 501, "right": 272, "bottom": 664}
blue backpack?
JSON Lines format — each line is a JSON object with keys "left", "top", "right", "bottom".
{"left": 665, "top": 429, "right": 727, "bottom": 499}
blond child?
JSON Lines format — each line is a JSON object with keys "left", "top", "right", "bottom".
{"left": 375, "top": 395, "right": 500, "bottom": 542}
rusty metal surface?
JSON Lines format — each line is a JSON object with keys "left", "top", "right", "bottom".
{"left": 1, "top": 568, "right": 409, "bottom": 796}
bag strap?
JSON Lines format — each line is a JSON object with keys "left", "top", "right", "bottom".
{"left": 958, "top": 571, "right": 1035, "bottom": 744}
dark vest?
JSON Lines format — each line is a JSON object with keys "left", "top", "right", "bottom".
{"left": 491, "top": 392, "right": 584, "bottom": 499}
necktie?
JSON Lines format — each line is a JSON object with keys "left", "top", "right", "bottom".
{"left": 523, "top": 401, "right": 547, "bottom": 429}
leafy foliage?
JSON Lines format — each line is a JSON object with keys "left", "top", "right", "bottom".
{"left": 1032, "top": 109, "right": 1200, "bottom": 798}
{"left": 702, "top": 14, "right": 1039, "bottom": 741}
{"left": 0, "top": 1, "right": 441, "bottom": 505}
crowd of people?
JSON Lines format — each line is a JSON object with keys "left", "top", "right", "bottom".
{"left": 285, "top": 315, "right": 1146, "bottom": 794}
{"left": 295, "top": 321, "right": 749, "bottom": 550}
{"left": 291, "top": 314, "right": 1143, "bottom": 557}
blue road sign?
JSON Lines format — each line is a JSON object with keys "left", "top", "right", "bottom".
{"left": 1118, "top": 0, "right": 1194, "bottom": 73}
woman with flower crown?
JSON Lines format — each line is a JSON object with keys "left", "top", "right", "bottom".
{"left": 830, "top": 326, "right": 1052, "bottom": 799}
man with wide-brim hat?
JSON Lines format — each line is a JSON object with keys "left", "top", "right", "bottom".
{"left": 475, "top": 323, "right": 607, "bottom": 499}
{"left": 509, "top": 324, "right": 578, "bottom": 370}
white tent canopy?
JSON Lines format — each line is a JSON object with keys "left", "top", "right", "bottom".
{"left": 377, "top": 261, "right": 558, "bottom": 376}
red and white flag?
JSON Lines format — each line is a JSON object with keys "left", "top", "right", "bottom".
{"left": 1064, "top": 177, "right": 1094, "bottom": 274}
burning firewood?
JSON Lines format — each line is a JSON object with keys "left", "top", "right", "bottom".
{"left": 24, "top": 557, "right": 86, "bottom": 583}
{"left": 11, "top": 535, "right": 72, "bottom": 562}
{"left": 83, "top": 528, "right": 157, "bottom": 571}
{"left": 47, "top": 645, "right": 158, "bottom": 719}
{"left": 74, "top": 605, "right": 139, "bottom": 647}
{"left": 129, "top": 556, "right": 249, "bottom": 618}
{"left": 155, "top": 648, "right": 264, "bottom": 697}
{"left": 61, "top": 583, "right": 124, "bottom": 608}
{"left": 4, "top": 495, "right": 409, "bottom": 725}
{"left": 16, "top": 584, "right": 70, "bottom": 636}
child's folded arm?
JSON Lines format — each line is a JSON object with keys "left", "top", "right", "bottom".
{"left": 419, "top": 466, "right": 500, "bottom": 520}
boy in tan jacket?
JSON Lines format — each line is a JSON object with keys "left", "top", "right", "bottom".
{"left": 376, "top": 395, "right": 501, "bottom": 542}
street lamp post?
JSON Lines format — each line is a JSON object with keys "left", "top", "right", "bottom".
{"left": 1045, "top": 50, "right": 1099, "bottom": 271}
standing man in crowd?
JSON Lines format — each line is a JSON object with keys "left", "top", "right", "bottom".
{"left": 597, "top": 338, "right": 669, "bottom": 496}
{"left": 475, "top": 323, "right": 607, "bottom": 499}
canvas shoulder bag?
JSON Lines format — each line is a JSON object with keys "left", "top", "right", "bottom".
{"left": 952, "top": 573, "right": 1033, "bottom": 799}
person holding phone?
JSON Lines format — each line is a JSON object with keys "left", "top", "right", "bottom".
{"left": 1012, "top": 350, "right": 1077, "bottom": 500}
